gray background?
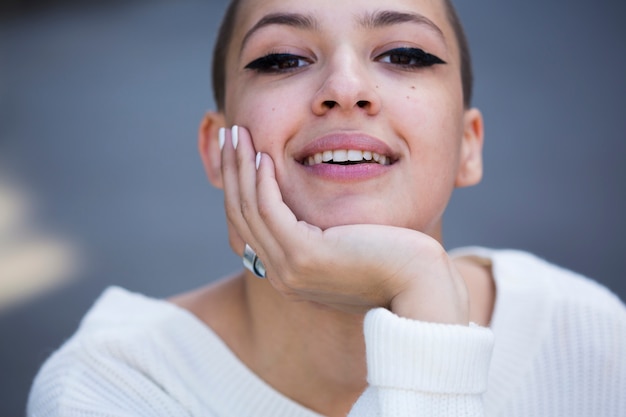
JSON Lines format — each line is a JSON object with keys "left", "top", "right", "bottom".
{"left": 1, "top": 1, "right": 625, "bottom": 415}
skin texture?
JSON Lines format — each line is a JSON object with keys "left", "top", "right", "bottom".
{"left": 225, "top": 0, "right": 476, "bottom": 234}
{"left": 181, "top": 0, "right": 494, "bottom": 415}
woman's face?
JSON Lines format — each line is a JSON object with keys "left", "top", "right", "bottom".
{"left": 221, "top": 0, "right": 482, "bottom": 238}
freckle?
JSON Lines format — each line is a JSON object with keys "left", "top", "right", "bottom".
{"left": 376, "top": 85, "right": 379, "bottom": 88}
{"left": 406, "top": 96, "right": 410, "bottom": 99}
{"left": 411, "top": 86, "right": 416, "bottom": 90}
{"left": 272, "top": 108, "right": 275, "bottom": 111}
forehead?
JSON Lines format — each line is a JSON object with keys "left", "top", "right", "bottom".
{"left": 232, "top": 0, "right": 456, "bottom": 49}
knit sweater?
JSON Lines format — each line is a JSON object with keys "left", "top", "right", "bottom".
{"left": 27, "top": 248, "right": 626, "bottom": 416}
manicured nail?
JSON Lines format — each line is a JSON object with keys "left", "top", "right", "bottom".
{"left": 218, "top": 127, "right": 225, "bottom": 150}
{"left": 255, "top": 152, "right": 261, "bottom": 170}
{"left": 231, "top": 125, "right": 239, "bottom": 149}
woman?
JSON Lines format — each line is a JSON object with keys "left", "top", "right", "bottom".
{"left": 28, "top": 0, "right": 626, "bottom": 416}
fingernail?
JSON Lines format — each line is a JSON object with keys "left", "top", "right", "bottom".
{"left": 255, "top": 152, "right": 261, "bottom": 170}
{"left": 218, "top": 127, "right": 225, "bottom": 150}
{"left": 231, "top": 125, "right": 239, "bottom": 149}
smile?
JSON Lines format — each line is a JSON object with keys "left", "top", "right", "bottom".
{"left": 302, "top": 150, "right": 391, "bottom": 166}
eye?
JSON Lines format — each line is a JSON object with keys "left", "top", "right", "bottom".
{"left": 376, "top": 47, "right": 446, "bottom": 68}
{"left": 245, "top": 53, "right": 312, "bottom": 73}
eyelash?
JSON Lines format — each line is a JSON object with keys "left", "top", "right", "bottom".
{"left": 244, "top": 47, "right": 445, "bottom": 74}
{"left": 245, "top": 53, "right": 312, "bottom": 73}
{"left": 375, "top": 47, "right": 446, "bottom": 68}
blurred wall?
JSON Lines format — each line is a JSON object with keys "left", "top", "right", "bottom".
{"left": 1, "top": 1, "right": 625, "bottom": 416}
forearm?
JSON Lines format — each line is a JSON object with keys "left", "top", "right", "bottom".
{"left": 350, "top": 308, "right": 494, "bottom": 417}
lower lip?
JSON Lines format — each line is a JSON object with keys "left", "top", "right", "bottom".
{"left": 300, "top": 162, "right": 392, "bottom": 181}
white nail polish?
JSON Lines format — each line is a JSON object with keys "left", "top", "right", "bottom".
{"left": 231, "top": 125, "right": 239, "bottom": 149}
{"left": 256, "top": 152, "right": 261, "bottom": 170}
{"left": 218, "top": 128, "right": 225, "bottom": 150}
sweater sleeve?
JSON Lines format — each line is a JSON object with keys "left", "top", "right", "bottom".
{"left": 349, "top": 308, "right": 494, "bottom": 417}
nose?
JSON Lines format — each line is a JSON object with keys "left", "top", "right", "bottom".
{"left": 311, "top": 50, "right": 381, "bottom": 116}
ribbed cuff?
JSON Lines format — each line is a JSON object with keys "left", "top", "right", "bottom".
{"left": 364, "top": 308, "right": 494, "bottom": 394}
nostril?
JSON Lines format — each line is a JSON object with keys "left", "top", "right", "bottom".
{"left": 357, "top": 100, "right": 369, "bottom": 108}
{"left": 323, "top": 100, "right": 337, "bottom": 109}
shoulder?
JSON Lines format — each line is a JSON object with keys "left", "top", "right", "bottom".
{"left": 454, "top": 246, "right": 626, "bottom": 366}
{"left": 481, "top": 248, "right": 626, "bottom": 375}
{"left": 494, "top": 248, "right": 626, "bottom": 343}
{"left": 454, "top": 246, "right": 625, "bottom": 315}
{"left": 44, "top": 286, "right": 201, "bottom": 361}
{"left": 496, "top": 248, "right": 624, "bottom": 314}
{"left": 27, "top": 287, "right": 214, "bottom": 416}
{"left": 456, "top": 248, "right": 626, "bottom": 414}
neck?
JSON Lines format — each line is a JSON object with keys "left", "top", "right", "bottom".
{"left": 240, "top": 274, "right": 367, "bottom": 416}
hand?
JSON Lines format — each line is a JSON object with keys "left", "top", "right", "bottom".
{"left": 221, "top": 125, "right": 469, "bottom": 324}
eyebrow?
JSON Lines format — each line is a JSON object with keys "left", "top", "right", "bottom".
{"left": 357, "top": 10, "right": 445, "bottom": 42}
{"left": 241, "top": 13, "right": 318, "bottom": 52}
{"left": 240, "top": 9, "right": 445, "bottom": 52}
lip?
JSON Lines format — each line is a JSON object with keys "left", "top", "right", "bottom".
{"left": 294, "top": 132, "right": 397, "bottom": 181}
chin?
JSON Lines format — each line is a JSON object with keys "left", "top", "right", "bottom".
{"left": 294, "top": 204, "right": 402, "bottom": 230}
{"left": 284, "top": 191, "right": 439, "bottom": 232}
{"left": 295, "top": 205, "right": 444, "bottom": 242}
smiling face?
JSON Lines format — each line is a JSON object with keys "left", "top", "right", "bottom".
{"left": 208, "top": 0, "right": 483, "bottom": 240}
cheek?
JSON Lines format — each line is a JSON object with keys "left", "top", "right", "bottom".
{"left": 390, "top": 88, "right": 462, "bottom": 149}
{"left": 228, "top": 86, "right": 307, "bottom": 153}
{"left": 386, "top": 86, "right": 465, "bottom": 183}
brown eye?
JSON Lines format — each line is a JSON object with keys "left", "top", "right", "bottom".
{"left": 388, "top": 54, "right": 411, "bottom": 65}
{"left": 245, "top": 53, "right": 312, "bottom": 73}
{"left": 377, "top": 47, "right": 446, "bottom": 68}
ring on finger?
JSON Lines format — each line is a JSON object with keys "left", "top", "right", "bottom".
{"left": 243, "top": 244, "right": 266, "bottom": 278}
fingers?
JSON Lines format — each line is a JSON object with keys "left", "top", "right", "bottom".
{"left": 223, "top": 125, "right": 323, "bottom": 285}
{"left": 220, "top": 126, "right": 468, "bottom": 319}
{"left": 220, "top": 125, "right": 284, "bottom": 269}
{"left": 255, "top": 151, "right": 322, "bottom": 265}
{"left": 221, "top": 125, "right": 255, "bottom": 256}
{"left": 255, "top": 153, "right": 300, "bottom": 235}
{"left": 232, "top": 126, "right": 258, "bottom": 228}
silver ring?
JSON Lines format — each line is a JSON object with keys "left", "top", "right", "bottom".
{"left": 243, "top": 244, "right": 266, "bottom": 278}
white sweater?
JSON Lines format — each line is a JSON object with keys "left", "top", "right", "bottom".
{"left": 27, "top": 248, "right": 626, "bottom": 416}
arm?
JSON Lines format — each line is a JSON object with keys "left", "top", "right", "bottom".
{"left": 350, "top": 309, "right": 494, "bottom": 417}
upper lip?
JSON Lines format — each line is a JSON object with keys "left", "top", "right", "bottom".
{"left": 294, "top": 132, "right": 398, "bottom": 164}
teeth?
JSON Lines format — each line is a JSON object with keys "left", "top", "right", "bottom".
{"left": 347, "top": 150, "right": 363, "bottom": 161}
{"left": 333, "top": 150, "right": 348, "bottom": 162}
{"left": 303, "top": 150, "right": 391, "bottom": 166}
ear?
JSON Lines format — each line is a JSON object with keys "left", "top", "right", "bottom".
{"left": 455, "top": 107, "right": 484, "bottom": 188}
{"left": 198, "top": 111, "right": 226, "bottom": 189}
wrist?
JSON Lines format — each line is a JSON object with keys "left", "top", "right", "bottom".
{"left": 389, "top": 258, "right": 469, "bottom": 325}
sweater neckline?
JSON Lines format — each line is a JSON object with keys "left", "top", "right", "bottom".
{"left": 91, "top": 246, "right": 551, "bottom": 417}
{"left": 91, "top": 287, "right": 324, "bottom": 417}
